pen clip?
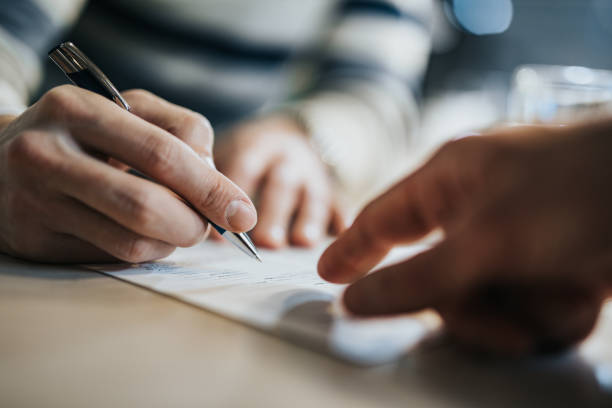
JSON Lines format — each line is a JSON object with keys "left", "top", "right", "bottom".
{"left": 49, "top": 42, "right": 131, "bottom": 111}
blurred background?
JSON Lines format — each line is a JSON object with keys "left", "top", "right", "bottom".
{"left": 422, "top": 0, "right": 612, "bottom": 148}
{"left": 33, "top": 0, "right": 612, "bottom": 197}
{"left": 43, "top": 0, "right": 612, "bottom": 126}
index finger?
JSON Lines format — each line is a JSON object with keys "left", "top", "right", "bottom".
{"left": 317, "top": 135, "right": 494, "bottom": 283}
{"left": 318, "top": 167, "right": 440, "bottom": 284}
{"left": 41, "top": 86, "right": 256, "bottom": 232}
{"left": 122, "top": 89, "right": 215, "bottom": 161}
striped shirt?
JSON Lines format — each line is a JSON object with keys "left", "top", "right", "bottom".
{"left": 0, "top": 0, "right": 443, "bottom": 198}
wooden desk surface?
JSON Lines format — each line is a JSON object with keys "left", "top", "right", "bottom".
{"left": 1, "top": 258, "right": 612, "bottom": 408}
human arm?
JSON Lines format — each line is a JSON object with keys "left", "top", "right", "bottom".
{"left": 215, "top": 115, "right": 345, "bottom": 248}
{"left": 318, "top": 120, "right": 612, "bottom": 355}
{"left": 215, "top": 0, "right": 439, "bottom": 247}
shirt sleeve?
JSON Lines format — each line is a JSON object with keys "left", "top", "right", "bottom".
{"left": 284, "top": 0, "right": 441, "bottom": 202}
{"left": 0, "top": 0, "right": 87, "bottom": 116}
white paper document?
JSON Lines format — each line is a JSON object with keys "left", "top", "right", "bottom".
{"left": 92, "top": 241, "right": 440, "bottom": 365}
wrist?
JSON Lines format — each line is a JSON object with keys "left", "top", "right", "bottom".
{"left": 269, "top": 104, "right": 338, "bottom": 166}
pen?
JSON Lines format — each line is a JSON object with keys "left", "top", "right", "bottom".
{"left": 49, "top": 42, "right": 261, "bottom": 262}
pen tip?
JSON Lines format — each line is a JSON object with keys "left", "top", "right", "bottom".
{"left": 255, "top": 253, "right": 262, "bottom": 263}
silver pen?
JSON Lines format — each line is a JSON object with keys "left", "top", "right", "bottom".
{"left": 49, "top": 42, "right": 261, "bottom": 262}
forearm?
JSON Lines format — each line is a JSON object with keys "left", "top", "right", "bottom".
{"left": 276, "top": 0, "right": 437, "bottom": 202}
{"left": 288, "top": 84, "right": 419, "bottom": 203}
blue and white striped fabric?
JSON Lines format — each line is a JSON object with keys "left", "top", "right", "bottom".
{"left": 0, "top": 0, "right": 86, "bottom": 115}
{"left": 0, "top": 0, "right": 442, "bottom": 197}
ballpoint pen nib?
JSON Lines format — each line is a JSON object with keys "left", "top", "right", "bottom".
{"left": 242, "top": 232, "right": 261, "bottom": 262}
{"left": 223, "top": 231, "right": 262, "bottom": 262}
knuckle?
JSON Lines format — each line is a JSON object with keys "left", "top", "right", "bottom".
{"left": 184, "top": 111, "right": 212, "bottom": 136}
{"left": 6, "top": 132, "right": 56, "bottom": 171}
{"left": 181, "top": 112, "right": 214, "bottom": 149}
{"left": 115, "top": 187, "right": 158, "bottom": 228}
{"left": 7, "top": 130, "right": 81, "bottom": 182}
{"left": 479, "top": 140, "right": 513, "bottom": 170}
{"left": 119, "top": 236, "right": 152, "bottom": 263}
{"left": 436, "top": 139, "right": 461, "bottom": 159}
{"left": 123, "top": 88, "right": 154, "bottom": 102}
{"left": 270, "top": 163, "right": 299, "bottom": 188}
{"left": 436, "top": 140, "right": 458, "bottom": 157}
{"left": 438, "top": 137, "right": 517, "bottom": 192}
{"left": 182, "top": 216, "right": 209, "bottom": 246}
{"left": 171, "top": 211, "right": 207, "bottom": 247}
{"left": 180, "top": 226, "right": 206, "bottom": 247}
{"left": 39, "top": 86, "right": 87, "bottom": 122}
{"left": 196, "top": 175, "right": 225, "bottom": 211}
{"left": 41, "top": 86, "right": 71, "bottom": 107}
{"left": 7, "top": 132, "right": 40, "bottom": 160}
{"left": 438, "top": 136, "right": 490, "bottom": 162}
{"left": 142, "top": 137, "right": 177, "bottom": 175}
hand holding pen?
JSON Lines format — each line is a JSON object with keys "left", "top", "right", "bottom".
{"left": 0, "top": 42, "right": 259, "bottom": 263}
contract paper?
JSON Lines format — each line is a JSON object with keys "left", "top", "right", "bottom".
{"left": 92, "top": 241, "right": 441, "bottom": 365}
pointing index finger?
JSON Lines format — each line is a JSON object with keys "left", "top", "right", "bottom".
{"left": 318, "top": 162, "right": 446, "bottom": 284}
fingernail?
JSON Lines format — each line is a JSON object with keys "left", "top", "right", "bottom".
{"left": 225, "top": 200, "right": 256, "bottom": 231}
{"left": 302, "top": 224, "right": 321, "bottom": 243}
{"left": 268, "top": 225, "right": 286, "bottom": 245}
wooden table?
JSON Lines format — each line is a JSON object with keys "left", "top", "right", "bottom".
{"left": 1, "top": 256, "right": 612, "bottom": 408}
